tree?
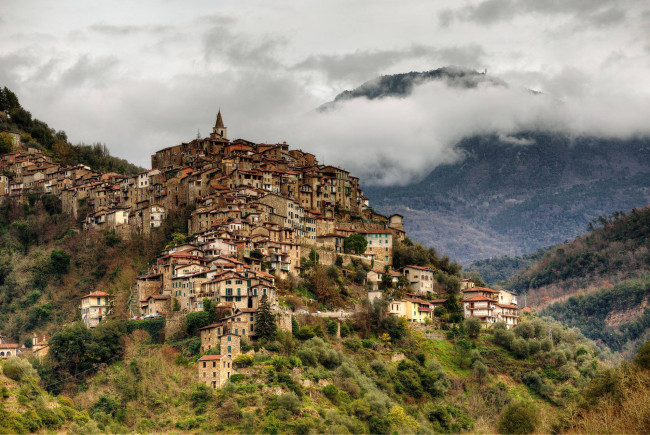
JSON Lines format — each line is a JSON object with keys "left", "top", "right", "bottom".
{"left": 11, "top": 220, "right": 37, "bottom": 253}
{"left": 256, "top": 294, "right": 276, "bottom": 340}
{"left": 1, "top": 86, "right": 20, "bottom": 112}
{"left": 48, "top": 320, "right": 125, "bottom": 391}
{"left": 634, "top": 340, "right": 650, "bottom": 370}
{"left": 465, "top": 317, "right": 482, "bottom": 339}
{"left": 344, "top": 233, "right": 367, "bottom": 255}
{"left": 41, "top": 194, "right": 62, "bottom": 215}
{"left": 0, "top": 133, "right": 14, "bottom": 154}
{"left": 49, "top": 249, "right": 71, "bottom": 278}
{"left": 496, "top": 401, "right": 539, "bottom": 434}
{"left": 185, "top": 311, "right": 211, "bottom": 336}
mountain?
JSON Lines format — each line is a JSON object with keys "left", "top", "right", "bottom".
{"left": 323, "top": 70, "right": 650, "bottom": 264}
{"left": 319, "top": 66, "right": 505, "bottom": 110}
{"left": 504, "top": 207, "right": 650, "bottom": 355}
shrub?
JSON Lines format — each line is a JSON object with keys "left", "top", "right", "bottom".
{"left": 465, "top": 317, "right": 482, "bottom": 339}
{"left": 634, "top": 340, "right": 650, "bottom": 370}
{"left": 2, "top": 357, "right": 39, "bottom": 382}
{"left": 340, "top": 323, "right": 351, "bottom": 338}
{"left": 296, "top": 326, "right": 316, "bottom": 340}
{"left": 277, "top": 392, "right": 301, "bottom": 414}
{"left": 229, "top": 374, "right": 246, "bottom": 383}
{"left": 37, "top": 408, "right": 64, "bottom": 429}
{"left": 233, "top": 354, "right": 254, "bottom": 368}
{"left": 397, "top": 369, "right": 423, "bottom": 398}
{"left": 527, "top": 339, "right": 541, "bottom": 355}
{"left": 473, "top": 360, "right": 488, "bottom": 384}
{"left": 496, "top": 401, "right": 539, "bottom": 434}
{"left": 387, "top": 406, "right": 419, "bottom": 432}
{"left": 370, "top": 359, "right": 387, "bottom": 375}
{"left": 220, "top": 398, "right": 242, "bottom": 422}
{"left": 514, "top": 322, "right": 535, "bottom": 339}
{"left": 511, "top": 337, "right": 529, "bottom": 359}
{"left": 327, "top": 320, "right": 339, "bottom": 336}
{"left": 189, "top": 383, "right": 212, "bottom": 408}
{"left": 271, "top": 355, "right": 290, "bottom": 371}
{"left": 343, "top": 339, "right": 361, "bottom": 351}
{"left": 322, "top": 384, "right": 339, "bottom": 403}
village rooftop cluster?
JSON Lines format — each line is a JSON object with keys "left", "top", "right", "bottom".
{"left": 0, "top": 112, "right": 520, "bottom": 384}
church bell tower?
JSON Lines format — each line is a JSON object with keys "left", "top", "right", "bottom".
{"left": 211, "top": 109, "right": 228, "bottom": 140}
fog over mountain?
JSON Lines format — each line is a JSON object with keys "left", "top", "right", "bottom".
{"left": 288, "top": 68, "right": 650, "bottom": 187}
{"left": 302, "top": 69, "right": 650, "bottom": 263}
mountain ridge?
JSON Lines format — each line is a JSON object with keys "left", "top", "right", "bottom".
{"left": 320, "top": 69, "right": 650, "bottom": 263}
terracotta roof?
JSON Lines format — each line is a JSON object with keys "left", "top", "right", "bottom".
{"left": 198, "top": 354, "right": 226, "bottom": 361}
{"left": 496, "top": 303, "right": 518, "bottom": 309}
{"left": 403, "top": 265, "right": 434, "bottom": 272}
{"left": 83, "top": 291, "right": 111, "bottom": 298}
{"left": 465, "top": 287, "right": 499, "bottom": 294}
{"left": 463, "top": 296, "right": 496, "bottom": 302}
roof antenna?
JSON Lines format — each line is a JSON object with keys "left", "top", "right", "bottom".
{"left": 196, "top": 129, "right": 201, "bottom": 139}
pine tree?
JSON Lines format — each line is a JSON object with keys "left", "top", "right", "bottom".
{"left": 256, "top": 294, "right": 276, "bottom": 340}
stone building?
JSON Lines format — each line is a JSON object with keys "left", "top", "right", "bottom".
{"left": 197, "top": 354, "right": 233, "bottom": 389}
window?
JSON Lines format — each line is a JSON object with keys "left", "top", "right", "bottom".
{"left": 228, "top": 345, "right": 231, "bottom": 353}
{"left": 203, "top": 362, "right": 206, "bottom": 368}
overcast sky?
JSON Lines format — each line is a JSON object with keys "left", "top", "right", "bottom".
{"left": 1, "top": 0, "right": 649, "bottom": 185}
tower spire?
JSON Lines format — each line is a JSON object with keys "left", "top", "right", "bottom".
{"left": 215, "top": 109, "right": 224, "bottom": 129}
{"left": 211, "top": 108, "right": 228, "bottom": 140}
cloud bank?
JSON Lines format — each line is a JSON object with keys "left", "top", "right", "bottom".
{"left": 284, "top": 79, "right": 650, "bottom": 186}
{"left": 0, "top": 0, "right": 649, "bottom": 187}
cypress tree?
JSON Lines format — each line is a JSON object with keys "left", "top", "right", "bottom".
{"left": 256, "top": 294, "right": 276, "bottom": 340}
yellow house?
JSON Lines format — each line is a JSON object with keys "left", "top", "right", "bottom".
{"left": 80, "top": 291, "right": 113, "bottom": 328}
{"left": 388, "top": 297, "right": 435, "bottom": 324}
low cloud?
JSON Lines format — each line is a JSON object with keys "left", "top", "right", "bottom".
{"left": 294, "top": 44, "right": 485, "bottom": 83}
{"left": 440, "top": 0, "right": 633, "bottom": 27}
{"left": 283, "top": 79, "right": 650, "bottom": 186}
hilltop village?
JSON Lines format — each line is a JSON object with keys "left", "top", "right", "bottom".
{"left": 0, "top": 112, "right": 520, "bottom": 382}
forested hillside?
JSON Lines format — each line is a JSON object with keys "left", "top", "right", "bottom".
{"left": 465, "top": 249, "right": 547, "bottom": 287}
{"left": 501, "top": 207, "right": 650, "bottom": 356}
{"left": 0, "top": 194, "right": 165, "bottom": 346}
{"left": 508, "top": 208, "right": 650, "bottom": 297}
{"left": 542, "top": 279, "right": 650, "bottom": 356}
{"left": 0, "top": 86, "right": 142, "bottom": 175}
{"left": 368, "top": 134, "right": 650, "bottom": 264}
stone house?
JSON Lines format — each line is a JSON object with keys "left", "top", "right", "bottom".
{"left": 366, "top": 268, "right": 401, "bottom": 290}
{"left": 197, "top": 354, "right": 233, "bottom": 389}
{"left": 140, "top": 294, "right": 171, "bottom": 316}
{"left": 401, "top": 265, "right": 436, "bottom": 296}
